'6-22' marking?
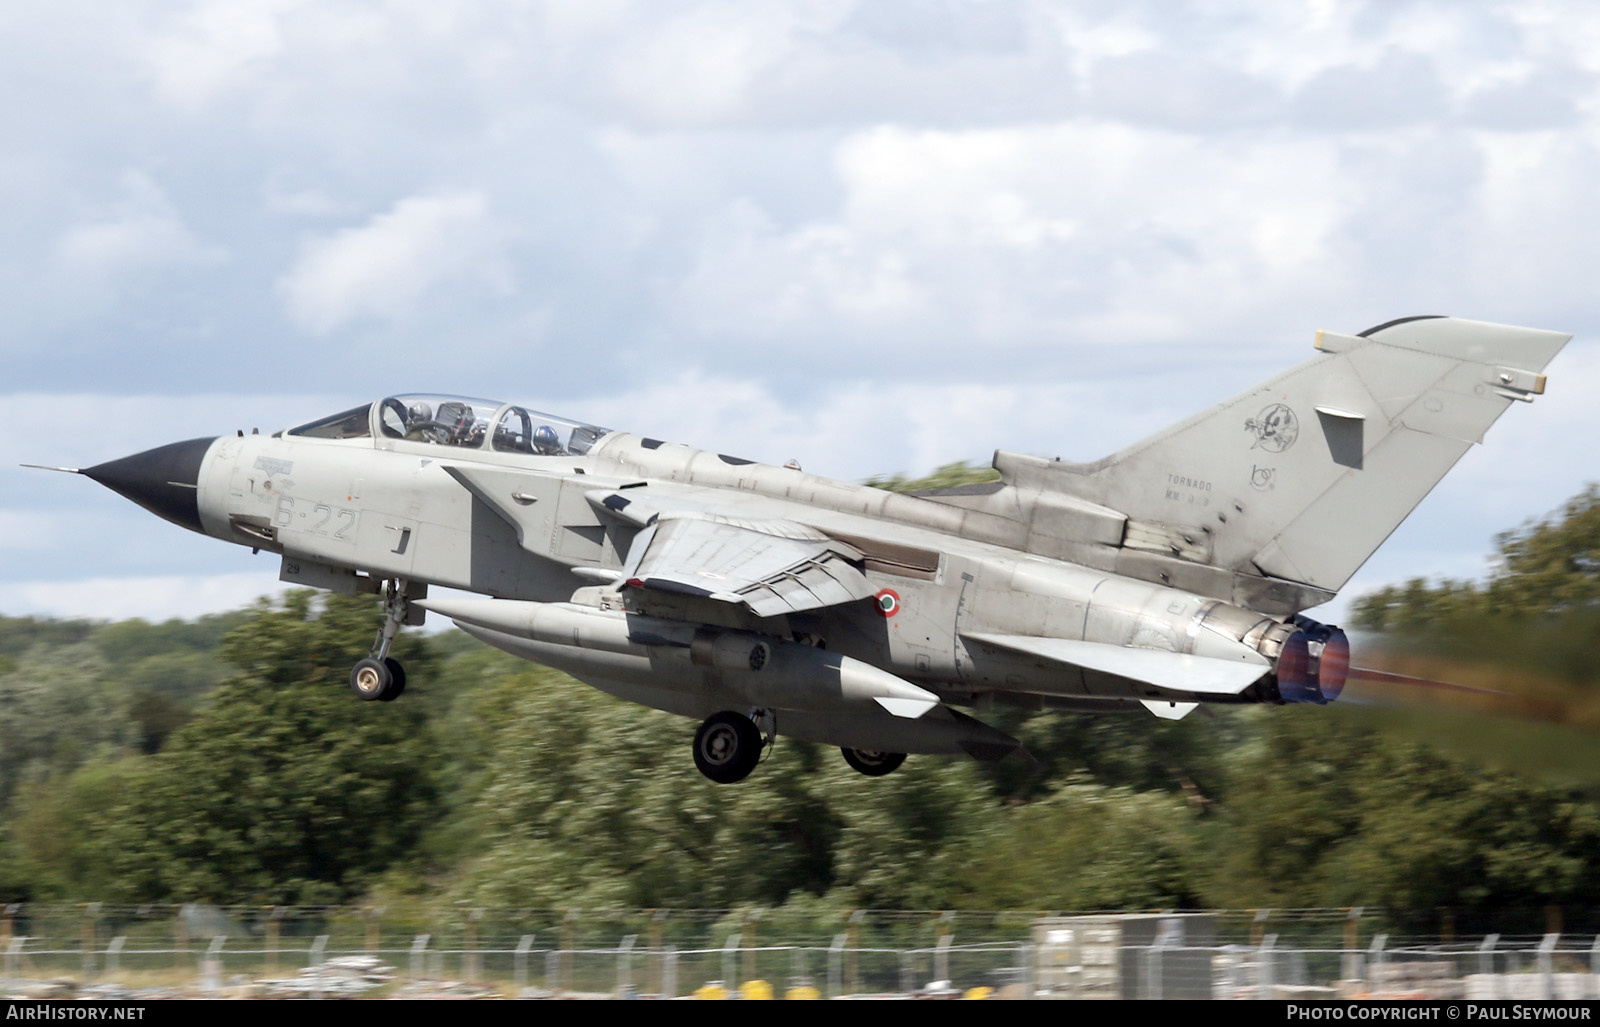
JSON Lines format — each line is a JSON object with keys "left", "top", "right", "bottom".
{"left": 274, "top": 497, "right": 357, "bottom": 541}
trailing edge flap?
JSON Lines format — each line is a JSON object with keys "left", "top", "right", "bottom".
{"left": 621, "top": 515, "right": 877, "bottom": 618}
{"left": 962, "top": 633, "right": 1269, "bottom": 695}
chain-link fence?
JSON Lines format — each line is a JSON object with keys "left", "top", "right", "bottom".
{"left": 1, "top": 906, "right": 1597, "bottom": 999}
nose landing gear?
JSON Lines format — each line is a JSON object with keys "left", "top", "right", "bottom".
{"left": 349, "top": 579, "right": 425, "bottom": 702}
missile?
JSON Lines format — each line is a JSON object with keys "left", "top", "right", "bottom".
{"left": 415, "top": 597, "right": 939, "bottom": 718}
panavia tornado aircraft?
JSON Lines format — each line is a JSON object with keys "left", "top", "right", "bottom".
{"left": 32, "top": 316, "right": 1569, "bottom": 783}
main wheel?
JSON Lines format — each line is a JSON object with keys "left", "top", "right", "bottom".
{"left": 377, "top": 657, "right": 407, "bottom": 702}
{"left": 350, "top": 658, "right": 393, "bottom": 702}
{"left": 841, "top": 748, "right": 906, "bottom": 777}
{"left": 693, "top": 712, "right": 763, "bottom": 784}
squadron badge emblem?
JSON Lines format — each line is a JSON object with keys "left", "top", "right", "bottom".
{"left": 1244, "top": 403, "right": 1299, "bottom": 452}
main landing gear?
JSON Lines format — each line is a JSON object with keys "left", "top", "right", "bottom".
{"left": 841, "top": 748, "right": 906, "bottom": 776}
{"left": 350, "top": 578, "right": 426, "bottom": 703}
{"left": 690, "top": 712, "right": 909, "bottom": 782}
{"left": 693, "top": 709, "right": 774, "bottom": 784}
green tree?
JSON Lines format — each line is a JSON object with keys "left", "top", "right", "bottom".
{"left": 865, "top": 461, "right": 1000, "bottom": 494}
{"left": 1207, "top": 713, "right": 1600, "bottom": 926}
{"left": 1489, "top": 484, "right": 1600, "bottom": 613}
{"left": 963, "top": 780, "right": 1204, "bottom": 910}
{"left": 1353, "top": 483, "right": 1600, "bottom": 630}
{"left": 0, "top": 642, "right": 135, "bottom": 813}
{"left": 101, "top": 591, "right": 442, "bottom": 904}
{"left": 5, "top": 757, "right": 141, "bottom": 900}
{"left": 450, "top": 668, "right": 843, "bottom": 908}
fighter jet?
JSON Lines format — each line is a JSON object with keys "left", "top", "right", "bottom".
{"left": 32, "top": 316, "right": 1569, "bottom": 783}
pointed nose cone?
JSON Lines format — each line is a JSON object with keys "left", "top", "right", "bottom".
{"left": 83, "top": 437, "right": 218, "bottom": 534}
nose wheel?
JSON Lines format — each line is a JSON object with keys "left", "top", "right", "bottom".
{"left": 350, "top": 579, "right": 425, "bottom": 702}
{"left": 350, "top": 657, "right": 407, "bottom": 702}
{"left": 693, "top": 711, "right": 766, "bottom": 784}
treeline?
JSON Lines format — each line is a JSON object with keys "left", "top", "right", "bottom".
{"left": 1, "top": 476, "right": 1598, "bottom": 934}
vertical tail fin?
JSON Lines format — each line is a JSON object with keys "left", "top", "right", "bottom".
{"left": 998, "top": 317, "right": 1570, "bottom": 601}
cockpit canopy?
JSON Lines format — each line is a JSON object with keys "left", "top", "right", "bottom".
{"left": 288, "top": 394, "right": 611, "bottom": 456}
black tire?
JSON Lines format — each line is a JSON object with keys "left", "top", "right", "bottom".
{"left": 693, "top": 712, "right": 763, "bottom": 784}
{"left": 378, "top": 657, "right": 407, "bottom": 702}
{"left": 349, "top": 658, "right": 392, "bottom": 702}
{"left": 841, "top": 748, "right": 906, "bottom": 777}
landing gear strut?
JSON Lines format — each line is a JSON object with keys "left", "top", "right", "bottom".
{"left": 693, "top": 710, "right": 769, "bottom": 784}
{"left": 350, "top": 578, "right": 425, "bottom": 702}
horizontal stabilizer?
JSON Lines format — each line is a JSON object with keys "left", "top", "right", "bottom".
{"left": 962, "top": 632, "right": 1268, "bottom": 695}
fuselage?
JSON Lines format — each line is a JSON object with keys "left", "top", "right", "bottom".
{"left": 174, "top": 396, "right": 1304, "bottom": 733}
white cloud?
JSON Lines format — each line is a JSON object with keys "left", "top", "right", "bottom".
{"left": 141, "top": 0, "right": 302, "bottom": 109}
{"left": 8, "top": 0, "right": 1600, "bottom": 624}
{"left": 50, "top": 171, "right": 226, "bottom": 282}
{"left": 9, "top": 574, "right": 291, "bottom": 623}
{"left": 277, "top": 190, "right": 508, "bottom": 335}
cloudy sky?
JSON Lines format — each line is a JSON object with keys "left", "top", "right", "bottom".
{"left": 3, "top": 0, "right": 1598, "bottom": 626}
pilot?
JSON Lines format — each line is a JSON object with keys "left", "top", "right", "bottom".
{"left": 449, "top": 404, "right": 480, "bottom": 445}
{"left": 532, "top": 424, "right": 564, "bottom": 455}
{"left": 407, "top": 401, "right": 433, "bottom": 426}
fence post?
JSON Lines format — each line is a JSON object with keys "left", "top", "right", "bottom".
{"left": 514, "top": 934, "right": 534, "bottom": 993}
{"left": 935, "top": 933, "right": 953, "bottom": 986}
{"left": 104, "top": 936, "right": 124, "bottom": 979}
{"left": 365, "top": 905, "right": 384, "bottom": 957}
{"left": 663, "top": 945, "right": 677, "bottom": 999}
{"left": 265, "top": 906, "right": 280, "bottom": 975}
{"left": 744, "top": 909, "right": 761, "bottom": 985}
{"left": 1539, "top": 932, "right": 1560, "bottom": 1000}
{"left": 175, "top": 904, "right": 190, "bottom": 971}
{"left": 1343, "top": 907, "right": 1364, "bottom": 982}
{"left": 309, "top": 935, "right": 327, "bottom": 1000}
{"left": 1589, "top": 936, "right": 1599, "bottom": 1001}
{"left": 4, "top": 936, "right": 23, "bottom": 978}
{"left": 202, "top": 935, "right": 226, "bottom": 993}
{"left": 1367, "top": 932, "right": 1388, "bottom": 995}
{"left": 464, "top": 907, "right": 481, "bottom": 983}
{"left": 722, "top": 932, "right": 742, "bottom": 994}
{"left": 829, "top": 933, "right": 846, "bottom": 999}
{"left": 900, "top": 948, "right": 914, "bottom": 995}
{"left": 650, "top": 909, "right": 667, "bottom": 998}
{"left": 561, "top": 909, "right": 579, "bottom": 992}
{"left": 81, "top": 902, "right": 101, "bottom": 979}
{"left": 545, "top": 949, "right": 559, "bottom": 994}
{"left": 1258, "top": 933, "right": 1277, "bottom": 1000}
{"left": 410, "top": 934, "right": 429, "bottom": 981}
{"left": 847, "top": 910, "right": 865, "bottom": 995}
{"left": 618, "top": 933, "right": 636, "bottom": 999}
{"left": 1476, "top": 933, "right": 1499, "bottom": 1000}
{"left": 935, "top": 911, "right": 954, "bottom": 983}
{"left": 1251, "top": 909, "right": 1272, "bottom": 946}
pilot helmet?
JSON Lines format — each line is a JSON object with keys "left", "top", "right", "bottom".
{"left": 533, "top": 424, "right": 560, "bottom": 452}
{"left": 407, "top": 401, "right": 432, "bottom": 423}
